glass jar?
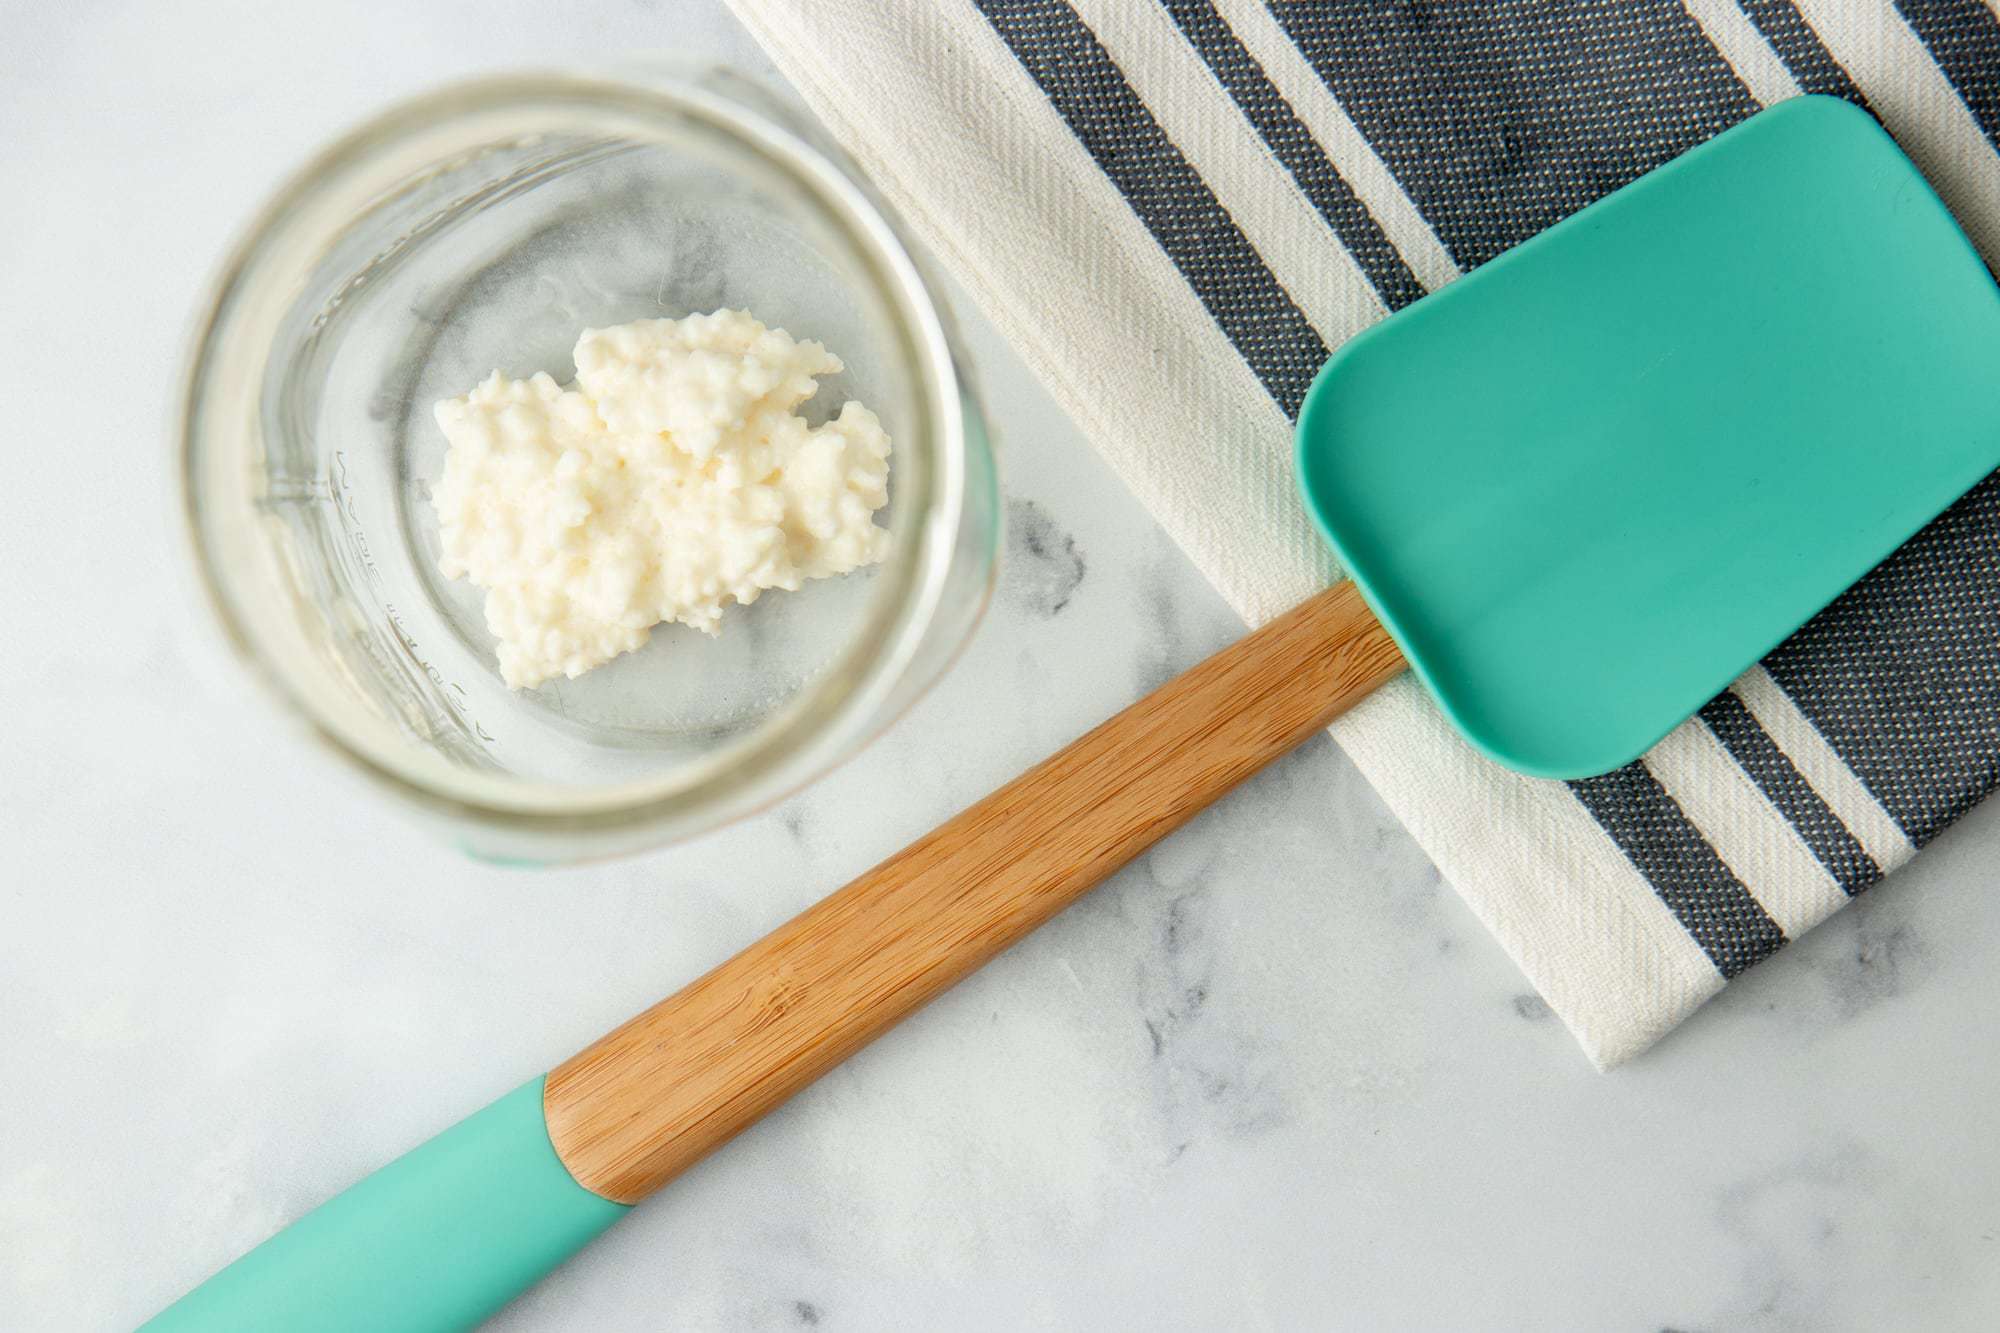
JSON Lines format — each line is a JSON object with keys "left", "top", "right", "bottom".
{"left": 182, "top": 71, "right": 999, "bottom": 862}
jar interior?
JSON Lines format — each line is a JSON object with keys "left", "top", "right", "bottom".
{"left": 202, "top": 87, "right": 941, "bottom": 802}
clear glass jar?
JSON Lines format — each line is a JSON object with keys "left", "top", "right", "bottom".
{"left": 182, "top": 71, "right": 998, "bottom": 862}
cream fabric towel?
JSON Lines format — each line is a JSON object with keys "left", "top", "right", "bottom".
{"left": 728, "top": 0, "right": 2000, "bottom": 1065}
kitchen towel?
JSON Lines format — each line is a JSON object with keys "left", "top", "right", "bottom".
{"left": 727, "top": 0, "right": 2000, "bottom": 1066}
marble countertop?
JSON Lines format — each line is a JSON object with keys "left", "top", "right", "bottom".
{"left": 7, "top": 3, "right": 2000, "bottom": 1329}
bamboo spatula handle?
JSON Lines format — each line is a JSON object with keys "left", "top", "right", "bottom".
{"left": 544, "top": 579, "right": 1404, "bottom": 1203}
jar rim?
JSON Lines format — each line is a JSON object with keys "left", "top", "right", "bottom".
{"left": 180, "top": 70, "right": 978, "bottom": 851}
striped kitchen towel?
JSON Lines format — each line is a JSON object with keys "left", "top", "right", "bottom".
{"left": 727, "top": 0, "right": 2000, "bottom": 1066}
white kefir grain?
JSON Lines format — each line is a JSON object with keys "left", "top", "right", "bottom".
{"left": 431, "top": 310, "right": 891, "bottom": 688}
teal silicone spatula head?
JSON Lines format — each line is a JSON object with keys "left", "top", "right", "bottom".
{"left": 1296, "top": 95, "right": 2000, "bottom": 779}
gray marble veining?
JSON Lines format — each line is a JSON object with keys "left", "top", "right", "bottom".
{"left": 4, "top": 3, "right": 2000, "bottom": 1330}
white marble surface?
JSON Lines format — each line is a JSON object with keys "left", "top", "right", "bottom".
{"left": 7, "top": 3, "right": 2000, "bottom": 1329}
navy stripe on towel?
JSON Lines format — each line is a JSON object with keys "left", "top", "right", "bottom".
{"left": 1760, "top": 473, "right": 2000, "bottom": 847}
{"left": 1161, "top": 0, "right": 1428, "bottom": 311}
{"left": 1737, "top": 0, "right": 1867, "bottom": 103}
{"left": 1571, "top": 765, "right": 1788, "bottom": 977}
{"left": 1698, "top": 690, "right": 1882, "bottom": 894}
{"left": 1895, "top": 0, "right": 2000, "bottom": 151}
{"left": 976, "top": 0, "right": 1328, "bottom": 416}
{"left": 1265, "top": 0, "right": 1758, "bottom": 268}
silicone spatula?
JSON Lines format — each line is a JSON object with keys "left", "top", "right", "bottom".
{"left": 149, "top": 96, "right": 2000, "bottom": 1330}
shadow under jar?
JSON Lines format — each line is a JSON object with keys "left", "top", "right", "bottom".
{"left": 183, "top": 72, "right": 998, "bottom": 862}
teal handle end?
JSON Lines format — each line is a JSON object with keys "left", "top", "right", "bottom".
{"left": 144, "top": 1077, "right": 629, "bottom": 1332}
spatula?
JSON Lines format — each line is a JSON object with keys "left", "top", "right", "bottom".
{"left": 148, "top": 96, "right": 2000, "bottom": 1330}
